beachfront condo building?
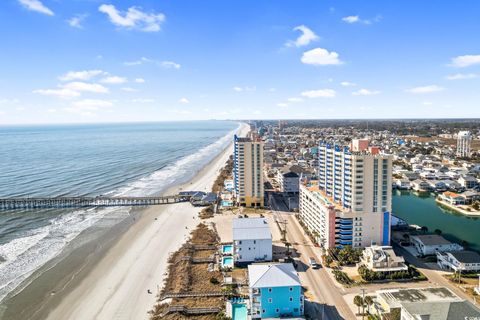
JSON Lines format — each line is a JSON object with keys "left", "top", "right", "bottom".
{"left": 457, "top": 130, "right": 472, "bottom": 158}
{"left": 234, "top": 135, "right": 264, "bottom": 207}
{"left": 299, "top": 140, "right": 392, "bottom": 249}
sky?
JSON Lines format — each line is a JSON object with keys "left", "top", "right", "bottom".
{"left": 1, "top": 0, "right": 480, "bottom": 124}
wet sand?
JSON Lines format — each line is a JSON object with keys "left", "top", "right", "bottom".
{"left": 0, "top": 123, "right": 248, "bottom": 320}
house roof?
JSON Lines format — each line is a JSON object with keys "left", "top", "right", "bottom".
{"left": 233, "top": 218, "right": 271, "bottom": 240}
{"left": 248, "top": 263, "right": 301, "bottom": 288}
{"left": 377, "top": 287, "right": 461, "bottom": 309}
{"left": 449, "top": 251, "right": 480, "bottom": 263}
{"left": 401, "top": 301, "right": 480, "bottom": 320}
{"left": 411, "top": 234, "right": 453, "bottom": 246}
{"left": 283, "top": 171, "right": 299, "bottom": 178}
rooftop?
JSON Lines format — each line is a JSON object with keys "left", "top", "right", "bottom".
{"left": 233, "top": 218, "right": 271, "bottom": 240}
{"left": 411, "top": 234, "right": 453, "bottom": 246}
{"left": 377, "top": 287, "right": 462, "bottom": 309}
{"left": 448, "top": 250, "right": 480, "bottom": 263}
{"left": 402, "top": 300, "right": 480, "bottom": 320}
{"left": 248, "top": 263, "right": 301, "bottom": 288}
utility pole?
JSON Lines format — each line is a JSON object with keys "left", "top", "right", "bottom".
{"left": 361, "top": 288, "right": 366, "bottom": 320}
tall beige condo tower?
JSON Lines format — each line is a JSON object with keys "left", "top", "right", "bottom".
{"left": 299, "top": 139, "right": 392, "bottom": 249}
{"left": 457, "top": 131, "right": 472, "bottom": 158}
{"left": 234, "top": 135, "right": 264, "bottom": 207}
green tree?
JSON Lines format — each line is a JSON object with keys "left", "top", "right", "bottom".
{"left": 434, "top": 229, "right": 442, "bottom": 235}
{"left": 421, "top": 226, "right": 428, "bottom": 234}
{"left": 353, "top": 295, "right": 364, "bottom": 315}
{"left": 364, "top": 296, "right": 374, "bottom": 314}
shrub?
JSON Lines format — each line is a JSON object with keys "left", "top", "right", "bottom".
{"left": 333, "top": 270, "right": 353, "bottom": 285}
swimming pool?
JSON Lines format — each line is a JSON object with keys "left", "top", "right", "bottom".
{"left": 222, "top": 256, "right": 234, "bottom": 268}
{"left": 222, "top": 244, "right": 233, "bottom": 255}
{"left": 232, "top": 303, "right": 247, "bottom": 320}
{"left": 221, "top": 200, "right": 233, "bottom": 207}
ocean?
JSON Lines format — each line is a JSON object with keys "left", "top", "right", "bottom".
{"left": 0, "top": 121, "right": 239, "bottom": 303}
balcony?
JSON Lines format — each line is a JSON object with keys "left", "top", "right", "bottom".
{"left": 338, "top": 230, "right": 353, "bottom": 235}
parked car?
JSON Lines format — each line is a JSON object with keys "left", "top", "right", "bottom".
{"left": 309, "top": 257, "right": 320, "bottom": 269}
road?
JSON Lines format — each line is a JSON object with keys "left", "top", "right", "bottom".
{"left": 269, "top": 193, "right": 356, "bottom": 320}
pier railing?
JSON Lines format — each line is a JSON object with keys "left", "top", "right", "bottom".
{"left": 0, "top": 195, "right": 190, "bottom": 210}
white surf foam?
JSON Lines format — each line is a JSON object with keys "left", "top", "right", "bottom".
{"left": 0, "top": 123, "right": 241, "bottom": 303}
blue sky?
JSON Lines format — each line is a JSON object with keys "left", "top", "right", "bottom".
{"left": 1, "top": 0, "right": 480, "bottom": 124}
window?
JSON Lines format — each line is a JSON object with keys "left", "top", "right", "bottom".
{"left": 289, "top": 287, "right": 293, "bottom": 291}
{"left": 289, "top": 297, "right": 293, "bottom": 302}
{"left": 275, "top": 308, "right": 279, "bottom": 313}
{"left": 268, "top": 298, "right": 272, "bottom": 303}
{"left": 268, "top": 288, "right": 272, "bottom": 292}
{"left": 262, "top": 309, "right": 266, "bottom": 314}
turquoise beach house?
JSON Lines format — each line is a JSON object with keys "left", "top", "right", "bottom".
{"left": 248, "top": 263, "right": 304, "bottom": 318}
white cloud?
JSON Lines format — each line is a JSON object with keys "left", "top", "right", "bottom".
{"left": 62, "top": 82, "right": 109, "bottom": 93}
{"left": 301, "top": 89, "right": 336, "bottom": 98}
{"left": 161, "top": 61, "right": 181, "bottom": 69}
{"left": 134, "top": 78, "right": 146, "bottom": 83}
{"left": 124, "top": 57, "right": 180, "bottom": 69}
{"left": 340, "top": 81, "right": 356, "bottom": 87}
{"left": 342, "top": 15, "right": 359, "bottom": 24}
{"left": 450, "top": 55, "right": 480, "bottom": 68}
{"left": 67, "top": 14, "right": 87, "bottom": 28}
{"left": 100, "top": 76, "right": 127, "bottom": 84}
{"left": 277, "top": 103, "right": 288, "bottom": 107}
{"left": 0, "top": 98, "right": 20, "bottom": 104}
{"left": 131, "top": 98, "right": 154, "bottom": 103}
{"left": 352, "top": 88, "right": 380, "bottom": 96}
{"left": 98, "top": 4, "right": 165, "bottom": 32}
{"left": 301, "top": 48, "right": 343, "bottom": 66}
{"left": 179, "top": 98, "right": 190, "bottom": 104}
{"left": 342, "top": 15, "right": 381, "bottom": 25}
{"left": 121, "top": 87, "right": 138, "bottom": 92}
{"left": 286, "top": 25, "right": 319, "bottom": 47}
{"left": 287, "top": 97, "right": 304, "bottom": 103}
{"left": 406, "top": 85, "right": 445, "bottom": 94}
{"left": 233, "top": 86, "right": 256, "bottom": 92}
{"left": 34, "top": 88, "right": 80, "bottom": 99}
{"left": 71, "top": 99, "right": 113, "bottom": 109}
{"left": 59, "top": 70, "right": 105, "bottom": 81}
{"left": 445, "top": 73, "right": 478, "bottom": 80}
{"left": 18, "top": 0, "right": 54, "bottom": 16}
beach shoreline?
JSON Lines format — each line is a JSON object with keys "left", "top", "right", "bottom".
{"left": 0, "top": 122, "right": 249, "bottom": 320}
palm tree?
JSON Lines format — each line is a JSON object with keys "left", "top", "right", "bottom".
{"left": 364, "top": 296, "right": 373, "bottom": 314}
{"left": 421, "top": 226, "right": 428, "bottom": 234}
{"left": 434, "top": 229, "right": 442, "bottom": 235}
{"left": 353, "top": 295, "right": 364, "bottom": 315}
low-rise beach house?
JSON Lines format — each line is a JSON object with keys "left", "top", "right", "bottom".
{"left": 248, "top": 263, "right": 304, "bottom": 319}
{"left": 233, "top": 218, "right": 272, "bottom": 264}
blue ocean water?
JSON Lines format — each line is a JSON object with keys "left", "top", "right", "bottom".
{"left": 0, "top": 121, "right": 239, "bottom": 302}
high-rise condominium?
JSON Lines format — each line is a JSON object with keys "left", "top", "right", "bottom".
{"left": 234, "top": 135, "right": 264, "bottom": 207}
{"left": 457, "top": 131, "right": 472, "bottom": 158}
{"left": 299, "top": 139, "right": 392, "bottom": 249}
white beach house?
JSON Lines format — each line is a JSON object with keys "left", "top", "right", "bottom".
{"left": 410, "top": 234, "right": 463, "bottom": 256}
{"left": 233, "top": 218, "right": 272, "bottom": 265}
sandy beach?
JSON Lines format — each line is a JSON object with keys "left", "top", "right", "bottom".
{"left": 30, "top": 123, "right": 248, "bottom": 320}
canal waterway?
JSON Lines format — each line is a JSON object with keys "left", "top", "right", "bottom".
{"left": 393, "top": 190, "right": 480, "bottom": 252}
